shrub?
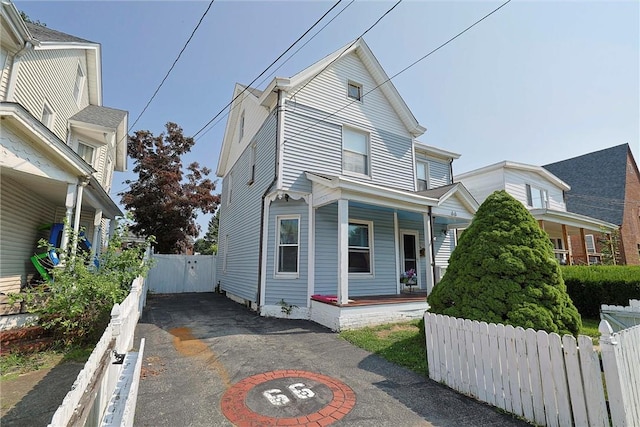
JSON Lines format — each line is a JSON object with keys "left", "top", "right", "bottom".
{"left": 427, "top": 190, "right": 581, "bottom": 336}
{"left": 561, "top": 265, "right": 640, "bottom": 318}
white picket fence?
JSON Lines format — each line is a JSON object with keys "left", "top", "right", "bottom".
{"left": 601, "top": 299, "right": 640, "bottom": 332}
{"left": 424, "top": 312, "right": 640, "bottom": 427}
{"left": 48, "top": 276, "right": 147, "bottom": 427}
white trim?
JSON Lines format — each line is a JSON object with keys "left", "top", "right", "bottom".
{"left": 41, "top": 100, "right": 54, "bottom": 129}
{"left": 259, "top": 197, "right": 270, "bottom": 307}
{"left": 341, "top": 125, "right": 370, "bottom": 178}
{"left": 307, "top": 194, "right": 315, "bottom": 307}
{"left": 423, "top": 212, "right": 435, "bottom": 294}
{"left": 226, "top": 172, "right": 233, "bottom": 206}
{"left": 400, "top": 229, "right": 420, "bottom": 289}
{"left": 348, "top": 218, "right": 374, "bottom": 278}
{"left": 346, "top": 79, "right": 363, "bottom": 102}
{"left": 276, "top": 90, "right": 285, "bottom": 190}
{"left": 415, "top": 158, "right": 430, "bottom": 191}
{"left": 274, "top": 214, "right": 300, "bottom": 278}
{"left": 223, "top": 235, "right": 229, "bottom": 273}
{"left": 73, "top": 62, "right": 85, "bottom": 105}
{"left": 413, "top": 140, "right": 461, "bottom": 160}
{"left": 337, "top": 199, "right": 349, "bottom": 305}
{"left": 456, "top": 160, "right": 571, "bottom": 191}
{"left": 394, "top": 211, "right": 400, "bottom": 294}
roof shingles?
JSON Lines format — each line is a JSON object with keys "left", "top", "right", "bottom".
{"left": 69, "top": 105, "right": 127, "bottom": 130}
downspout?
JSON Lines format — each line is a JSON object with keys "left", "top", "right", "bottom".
{"left": 5, "top": 41, "right": 33, "bottom": 102}
{"left": 257, "top": 89, "right": 284, "bottom": 308}
{"left": 449, "top": 158, "right": 454, "bottom": 183}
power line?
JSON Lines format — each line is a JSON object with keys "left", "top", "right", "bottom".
{"left": 128, "top": 0, "right": 216, "bottom": 132}
{"left": 194, "top": 0, "right": 356, "bottom": 141}
{"left": 191, "top": 0, "right": 345, "bottom": 140}
{"left": 285, "top": 0, "right": 511, "bottom": 144}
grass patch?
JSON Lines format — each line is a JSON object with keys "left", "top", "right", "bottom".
{"left": 0, "top": 345, "right": 93, "bottom": 381}
{"left": 340, "top": 320, "right": 427, "bottom": 377}
{"left": 580, "top": 317, "right": 601, "bottom": 346}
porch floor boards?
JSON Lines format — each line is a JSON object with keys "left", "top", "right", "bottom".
{"left": 319, "top": 291, "right": 428, "bottom": 307}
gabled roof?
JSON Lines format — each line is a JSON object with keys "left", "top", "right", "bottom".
{"left": 456, "top": 160, "right": 571, "bottom": 191}
{"left": 258, "top": 38, "right": 426, "bottom": 137}
{"left": 543, "top": 144, "right": 631, "bottom": 225}
{"left": 26, "top": 22, "right": 94, "bottom": 44}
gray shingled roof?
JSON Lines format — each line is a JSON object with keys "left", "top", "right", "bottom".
{"left": 69, "top": 105, "right": 127, "bottom": 130}
{"left": 543, "top": 144, "right": 629, "bottom": 225}
{"left": 417, "top": 182, "right": 459, "bottom": 198}
{"left": 26, "top": 22, "right": 94, "bottom": 44}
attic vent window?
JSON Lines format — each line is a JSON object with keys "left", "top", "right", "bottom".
{"left": 73, "top": 64, "right": 85, "bottom": 104}
{"left": 347, "top": 81, "right": 362, "bottom": 101}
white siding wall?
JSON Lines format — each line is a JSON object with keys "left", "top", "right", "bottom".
{"left": 456, "top": 169, "right": 505, "bottom": 204}
{"left": 217, "top": 111, "right": 277, "bottom": 302}
{"left": 12, "top": 48, "right": 89, "bottom": 141}
{"left": 0, "top": 175, "right": 59, "bottom": 293}
{"left": 504, "top": 169, "right": 566, "bottom": 211}
{"left": 0, "top": 49, "right": 12, "bottom": 100}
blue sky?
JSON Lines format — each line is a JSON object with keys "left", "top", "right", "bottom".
{"left": 17, "top": 0, "right": 639, "bottom": 235}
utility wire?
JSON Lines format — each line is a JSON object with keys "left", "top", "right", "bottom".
{"left": 194, "top": 0, "right": 356, "bottom": 141}
{"left": 191, "top": 0, "right": 344, "bottom": 140}
{"left": 285, "top": 0, "right": 511, "bottom": 144}
{"left": 128, "top": 0, "right": 215, "bottom": 132}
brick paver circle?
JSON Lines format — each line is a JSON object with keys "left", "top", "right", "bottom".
{"left": 220, "top": 370, "right": 356, "bottom": 427}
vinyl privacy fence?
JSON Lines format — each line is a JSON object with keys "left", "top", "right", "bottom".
{"left": 424, "top": 312, "right": 640, "bottom": 427}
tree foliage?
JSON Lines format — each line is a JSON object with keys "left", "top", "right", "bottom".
{"left": 121, "top": 122, "right": 219, "bottom": 253}
{"left": 194, "top": 210, "right": 219, "bottom": 255}
{"left": 427, "top": 190, "right": 581, "bottom": 336}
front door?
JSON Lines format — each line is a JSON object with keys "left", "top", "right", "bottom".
{"left": 401, "top": 231, "right": 420, "bottom": 289}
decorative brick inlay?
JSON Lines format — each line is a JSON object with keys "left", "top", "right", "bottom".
{"left": 221, "top": 370, "right": 355, "bottom": 426}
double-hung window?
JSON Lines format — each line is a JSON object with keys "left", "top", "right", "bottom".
{"left": 526, "top": 184, "right": 548, "bottom": 208}
{"left": 276, "top": 216, "right": 299, "bottom": 275}
{"left": 343, "top": 127, "right": 369, "bottom": 176}
{"left": 416, "top": 160, "right": 429, "bottom": 191}
{"left": 348, "top": 221, "right": 373, "bottom": 274}
{"left": 77, "top": 141, "right": 95, "bottom": 166}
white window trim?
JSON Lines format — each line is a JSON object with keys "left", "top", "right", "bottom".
{"left": 77, "top": 139, "right": 98, "bottom": 166}
{"left": 274, "top": 214, "right": 300, "bottom": 278}
{"left": 223, "top": 235, "right": 229, "bottom": 273}
{"left": 73, "top": 63, "right": 85, "bottom": 105}
{"left": 41, "top": 100, "right": 55, "bottom": 129}
{"left": 248, "top": 144, "right": 256, "bottom": 185}
{"left": 415, "top": 159, "right": 430, "bottom": 191}
{"left": 526, "top": 183, "right": 549, "bottom": 209}
{"left": 585, "top": 234, "right": 596, "bottom": 254}
{"left": 347, "top": 80, "right": 363, "bottom": 102}
{"left": 239, "top": 110, "right": 245, "bottom": 141}
{"left": 348, "top": 219, "right": 374, "bottom": 278}
{"left": 227, "top": 172, "right": 233, "bottom": 206}
{"left": 342, "top": 126, "right": 371, "bottom": 178}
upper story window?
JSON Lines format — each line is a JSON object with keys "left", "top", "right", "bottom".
{"left": 342, "top": 127, "right": 369, "bottom": 176}
{"left": 276, "top": 216, "right": 300, "bottom": 275}
{"left": 227, "top": 172, "right": 233, "bottom": 206}
{"left": 73, "top": 64, "right": 85, "bottom": 104}
{"left": 349, "top": 220, "right": 373, "bottom": 274}
{"left": 41, "top": 102, "right": 54, "bottom": 128}
{"left": 347, "top": 81, "right": 362, "bottom": 101}
{"left": 239, "top": 110, "right": 245, "bottom": 141}
{"left": 526, "top": 184, "right": 548, "bottom": 209}
{"left": 416, "top": 160, "right": 429, "bottom": 191}
{"left": 248, "top": 144, "right": 256, "bottom": 185}
{"left": 77, "top": 141, "right": 95, "bottom": 166}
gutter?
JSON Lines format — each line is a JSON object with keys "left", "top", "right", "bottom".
{"left": 256, "top": 89, "right": 284, "bottom": 308}
{"left": 5, "top": 41, "right": 33, "bottom": 102}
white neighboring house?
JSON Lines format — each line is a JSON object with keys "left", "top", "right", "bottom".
{"left": 455, "top": 161, "right": 617, "bottom": 265}
{"left": 0, "top": 1, "right": 128, "bottom": 297}
{"left": 215, "top": 38, "right": 478, "bottom": 330}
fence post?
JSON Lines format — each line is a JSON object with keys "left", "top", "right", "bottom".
{"left": 599, "top": 319, "right": 627, "bottom": 427}
{"left": 111, "top": 303, "right": 122, "bottom": 352}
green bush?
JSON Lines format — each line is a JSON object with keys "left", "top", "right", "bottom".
{"left": 427, "top": 190, "right": 581, "bottom": 335}
{"left": 561, "top": 265, "right": 640, "bottom": 318}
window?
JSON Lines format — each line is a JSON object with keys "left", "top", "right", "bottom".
{"left": 347, "top": 81, "right": 362, "bottom": 101}
{"left": 348, "top": 221, "right": 372, "bottom": 274}
{"left": 416, "top": 160, "right": 429, "bottom": 191}
{"left": 248, "top": 144, "right": 256, "bottom": 185}
{"left": 342, "top": 127, "right": 369, "bottom": 175}
{"left": 41, "top": 102, "right": 54, "bottom": 128}
{"left": 77, "top": 142, "right": 95, "bottom": 166}
{"left": 239, "top": 110, "right": 245, "bottom": 141}
{"left": 227, "top": 172, "right": 233, "bottom": 206}
{"left": 526, "top": 184, "right": 548, "bottom": 208}
{"left": 223, "top": 235, "right": 229, "bottom": 273}
{"left": 585, "top": 234, "right": 596, "bottom": 254}
{"left": 73, "top": 64, "right": 85, "bottom": 103}
{"left": 276, "top": 216, "right": 299, "bottom": 274}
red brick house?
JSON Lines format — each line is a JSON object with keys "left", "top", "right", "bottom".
{"left": 544, "top": 144, "right": 640, "bottom": 265}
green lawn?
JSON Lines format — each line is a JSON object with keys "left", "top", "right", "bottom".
{"left": 340, "top": 317, "right": 602, "bottom": 377}
{"left": 0, "top": 346, "right": 93, "bottom": 381}
{"left": 339, "top": 320, "right": 427, "bottom": 377}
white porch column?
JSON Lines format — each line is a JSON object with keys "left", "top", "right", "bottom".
{"left": 337, "top": 199, "right": 349, "bottom": 305}
{"left": 71, "top": 178, "right": 89, "bottom": 257}
{"left": 394, "top": 211, "right": 400, "bottom": 294}
{"left": 91, "top": 209, "right": 103, "bottom": 259}
{"left": 423, "top": 212, "right": 435, "bottom": 294}
{"left": 259, "top": 196, "right": 273, "bottom": 309}
{"left": 60, "top": 183, "right": 76, "bottom": 252}
{"left": 307, "top": 194, "right": 315, "bottom": 306}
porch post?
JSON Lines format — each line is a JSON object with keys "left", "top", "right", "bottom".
{"left": 307, "top": 194, "right": 315, "bottom": 306}
{"left": 71, "top": 178, "right": 89, "bottom": 257}
{"left": 562, "top": 224, "right": 571, "bottom": 265}
{"left": 60, "top": 183, "right": 76, "bottom": 253}
{"left": 579, "top": 227, "right": 590, "bottom": 265}
{"left": 337, "top": 199, "right": 349, "bottom": 305}
{"left": 394, "top": 211, "right": 400, "bottom": 294}
{"left": 91, "top": 209, "right": 102, "bottom": 259}
{"left": 423, "top": 212, "right": 435, "bottom": 294}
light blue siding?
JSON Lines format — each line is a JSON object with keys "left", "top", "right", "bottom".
{"left": 217, "top": 111, "right": 277, "bottom": 302}
{"left": 282, "top": 102, "right": 415, "bottom": 194}
{"left": 429, "top": 159, "right": 451, "bottom": 188}
{"left": 314, "top": 202, "right": 397, "bottom": 297}
{"left": 264, "top": 198, "right": 308, "bottom": 307}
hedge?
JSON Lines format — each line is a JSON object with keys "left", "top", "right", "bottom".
{"left": 561, "top": 265, "right": 640, "bottom": 318}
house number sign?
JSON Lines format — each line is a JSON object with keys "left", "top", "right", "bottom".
{"left": 263, "top": 383, "right": 316, "bottom": 406}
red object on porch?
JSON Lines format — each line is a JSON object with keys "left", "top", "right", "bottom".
{"left": 311, "top": 294, "right": 338, "bottom": 303}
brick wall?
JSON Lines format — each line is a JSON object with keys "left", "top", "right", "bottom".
{"left": 619, "top": 152, "right": 640, "bottom": 265}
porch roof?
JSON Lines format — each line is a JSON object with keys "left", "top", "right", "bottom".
{"left": 305, "top": 172, "right": 478, "bottom": 220}
{"left": 530, "top": 208, "right": 618, "bottom": 233}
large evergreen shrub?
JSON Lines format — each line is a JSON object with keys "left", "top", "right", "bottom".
{"left": 427, "top": 190, "right": 581, "bottom": 335}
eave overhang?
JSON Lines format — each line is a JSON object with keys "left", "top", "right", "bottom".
{"left": 530, "top": 208, "right": 618, "bottom": 232}
{"left": 85, "top": 176, "right": 123, "bottom": 219}
{"left": 457, "top": 160, "right": 571, "bottom": 191}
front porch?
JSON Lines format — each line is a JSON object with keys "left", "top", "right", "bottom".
{"left": 310, "top": 292, "right": 429, "bottom": 331}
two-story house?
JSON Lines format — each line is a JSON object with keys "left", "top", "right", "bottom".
{"left": 456, "top": 161, "right": 618, "bottom": 265}
{"left": 215, "top": 38, "right": 478, "bottom": 330}
{"left": 0, "top": 1, "right": 128, "bottom": 298}
{"left": 544, "top": 144, "right": 640, "bottom": 265}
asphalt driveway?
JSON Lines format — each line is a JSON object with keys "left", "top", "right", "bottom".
{"left": 133, "top": 293, "right": 531, "bottom": 427}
